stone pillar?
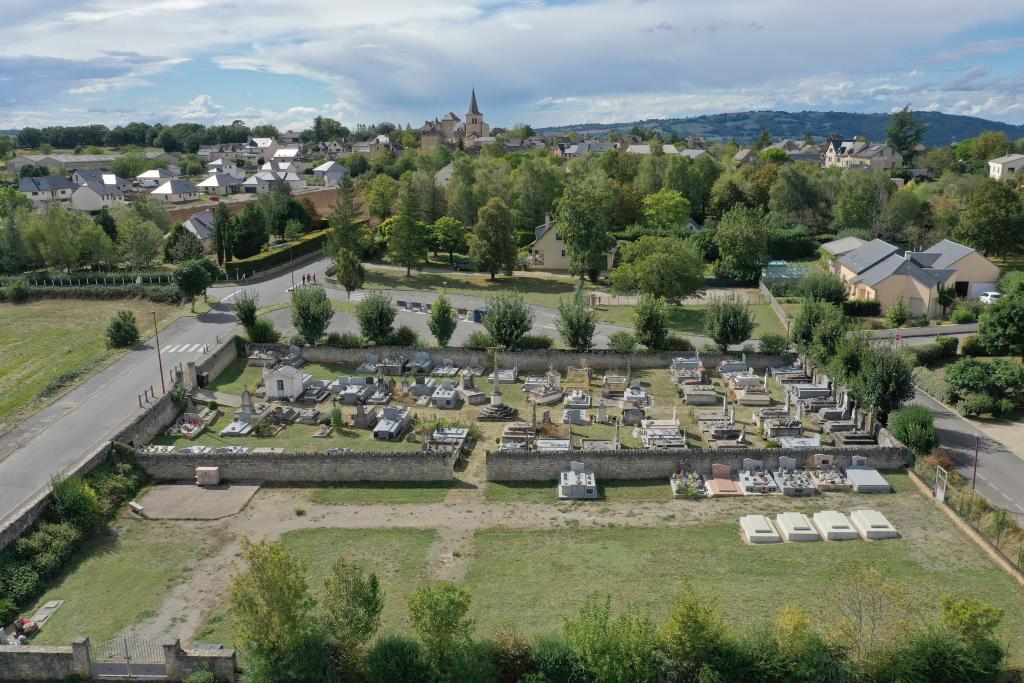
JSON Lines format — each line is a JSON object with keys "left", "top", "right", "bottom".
{"left": 184, "top": 362, "right": 198, "bottom": 390}
{"left": 163, "top": 639, "right": 182, "bottom": 681}
{"left": 71, "top": 637, "right": 91, "bottom": 677}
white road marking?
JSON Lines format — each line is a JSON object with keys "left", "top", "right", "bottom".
{"left": 220, "top": 289, "right": 241, "bottom": 303}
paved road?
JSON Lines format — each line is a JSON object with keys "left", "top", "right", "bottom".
{"left": 911, "top": 390, "right": 1024, "bottom": 522}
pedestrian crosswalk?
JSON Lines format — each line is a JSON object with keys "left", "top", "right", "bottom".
{"left": 161, "top": 343, "right": 207, "bottom": 354}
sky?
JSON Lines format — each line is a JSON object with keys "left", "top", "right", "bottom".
{"left": 2, "top": 0, "right": 1024, "bottom": 131}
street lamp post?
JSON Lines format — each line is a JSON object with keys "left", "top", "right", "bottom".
{"left": 152, "top": 311, "right": 166, "bottom": 394}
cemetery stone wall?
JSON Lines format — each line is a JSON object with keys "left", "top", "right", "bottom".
{"left": 0, "top": 638, "right": 90, "bottom": 681}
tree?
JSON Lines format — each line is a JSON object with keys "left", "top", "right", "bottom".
{"left": 0, "top": 213, "right": 27, "bottom": 274}
{"left": 431, "top": 216, "right": 467, "bottom": 267}
{"left": 886, "top": 107, "right": 926, "bottom": 165}
{"left": 633, "top": 293, "right": 668, "bottom": 350}
{"left": 483, "top": 291, "right": 534, "bottom": 349}
{"left": 112, "top": 205, "right": 163, "bottom": 269}
{"left": 511, "top": 154, "right": 564, "bottom": 231}
{"left": 333, "top": 248, "right": 365, "bottom": 299}
{"left": 753, "top": 130, "right": 773, "bottom": 150}
{"left": 23, "top": 202, "right": 93, "bottom": 271}
{"left": 427, "top": 294, "right": 457, "bottom": 347}
{"left": 564, "top": 594, "right": 662, "bottom": 683}
{"left": 641, "top": 188, "right": 691, "bottom": 234}
{"left": 703, "top": 295, "right": 754, "bottom": 351}
{"left": 660, "top": 585, "right": 732, "bottom": 681}
{"left": 791, "top": 299, "right": 844, "bottom": 358}
{"left": 556, "top": 287, "right": 596, "bottom": 352}
{"left": 850, "top": 347, "right": 915, "bottom": 423}
{"left": 231, "top": 203, "right": 269, "bottom": 259}
{"left": 956, "top": 179, "right": 1024, "bottom": 258}
{"left": 355, "top": 290, "right": 396, "bottom": 345}
{"left": 170, "top": 230, "right": 205, "bottom": 262}
{"left": 469, "top": 197, "right": 517, "bottom": 280}
{"left": 364, "top": 173, "right": 399, "bottom": 224}
{"left": 234, "top": 289, "right": 259, "bottom": 330}
{"left": 797, "top": 272, "right": 849, "bottom": 305}
{"left": 768, "top": 164, "right": 824, "bottom": 231}
{"left": 831, "top": 171, "right": 893, "bottom": 236}
{"left": 447, "top": 156, "right": 479, "bottom": 227}
{"left": 608, "top": 236, "right": 705, "bottom": 302}
{"left": 321, "top": 558, "right": 384, "bottom": 671}
{"left": 388, "top": 184, "right": 430, "bottom": 276}
{"left": 714, "top": 205, "right": 771, "bottom": 282}
{"left": 888, "top": 405, "right": 939, "bottom": 457}
{"left": 290, "top": 286, "right": 334, "bottom": 345}
{"left": 878, "top": 187, "right": 932, "bottom": 246}
{"left": 326, "top": 177, "right": 365, "bottom": 257}
{"left": 105, "top": 310, "right": 140, "bottom": 348}
{"left": 284, "top": 219, "right": 303, "bottom": 242}
{"left": 173, "top": 260, "right": 212, "bottom": 312}
{"left": 555, "top": 172, "right": 616, "bottom": 282}
{"left": 212, "top": 202, "right": 233, "bottom": 265}
{"left": 407, "top": 582, "right": 473, "bottom": 670}
{"left": 978, "top": 292, "right": 1024, "bottom": 358}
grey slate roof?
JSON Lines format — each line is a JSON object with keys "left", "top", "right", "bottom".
{"left": 917, "top": 239, "right": 973, "bottom": 269}
{"left": 19, "top": 175, "right": 77, "bottom": 192}
{"left": 838, "top": 239, "right": 900, "bottom": 274}
{"left": 820, "top": 236, "right": 865, "bottom": 257}
{"left": 80, "top": 181, "right": 123, "bottom": 198}
{"left": 184, "top": 210, "right": 215, "bottom": 240}
{"left": 851, "top": 253, "right": 942, "bottom": 288}
{"left": 153, "top": 179, "right": 198, "bottom": 194}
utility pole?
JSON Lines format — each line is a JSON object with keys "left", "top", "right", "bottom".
{"left": 152, "top": 311, "right": 165, "bottom": 394}
{"left": 972, "top": 436, "right": 979, "bottom": 490}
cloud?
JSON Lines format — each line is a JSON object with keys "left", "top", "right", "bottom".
{"left": 942, "top": 65, "right": 990, "bottom": 91}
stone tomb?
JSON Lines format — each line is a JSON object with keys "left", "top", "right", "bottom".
{"left": 563, "top": 389, "right": 592, "bottom": 408}
{"left": 812, "top": 511, "right": 861, "bottom": 541}
{"left": 738, "top": 458, "right": 778, "bottom": 494}
{"left": 772, "top": 456, "right": 817, "bottom": 497}
{"left": 683, "top": 384, "right": 719, "bottom": 405}
{"left": 851, "top": 509, "right": 900, "bottom": 539}
{"left": 706, "top": 463, "right": 743, "bottom": 497}
{"left": 558, "top": 461, "right": 598, "bottom": 499}
{"left": 807, "top": 453, "right": 851, "bottom": 491}
{"left": 740, "top": 515, "right": 781, "bottom": 544}
{"left": 775, "top": 512, "right": 820, "bottom": 542}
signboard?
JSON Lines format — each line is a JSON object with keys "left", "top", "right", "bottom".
{"left": 935, "top": 465, "right": 948, "bottom": 505}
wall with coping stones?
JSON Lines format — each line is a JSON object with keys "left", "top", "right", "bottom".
{"left": 0, "top": 637, "right": 90, "bottom": 681}
{"left": 138, "top": 448, "right": 458, "bottom": 482}
{"left": 163, "top": 640, "right": 237, "bottom": 682}
{"left": 298, "top": 344, "right": 795, "bottom": 373}
{"left": 486, "top": 445, "right": 909, "bottom": 481}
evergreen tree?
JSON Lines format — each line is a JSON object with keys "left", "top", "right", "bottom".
{"left": 1, "top": 213, "right": 27, "bottom": 274}
{"left": 334, "top": 248, "right": 365, "bottom": 299}
{"left": 469, "top": 197, "right": 517, "bottom": 280}
{"left": 886, "top": 106, "right": 926, "bottom": 165}
{"left": 212, "top": 202, "right": 233, "bottom": 266}
{"left": 326, "top": 176, "right": 365, "bottom": 257}
{"left": 388, "top": 182, "right": 429, "bottom": 276}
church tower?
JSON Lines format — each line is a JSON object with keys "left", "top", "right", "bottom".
{"left": 465, "top": 87, "right": 489, "bottom": 138}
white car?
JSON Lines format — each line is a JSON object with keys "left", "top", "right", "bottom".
{"left": 979, "top": 292, "right": 1002, "bottom": 304}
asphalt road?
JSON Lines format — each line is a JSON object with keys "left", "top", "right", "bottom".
{"left": 911, "top": 389, "right": 1024, "bottom": 522}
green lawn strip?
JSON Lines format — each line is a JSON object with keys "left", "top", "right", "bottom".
{"left": 308, "top": 481, "right": 454, "bottom": 505}
{"left": 30, "top": 520, "right": 210, "bottom": 645}
{"left": 485, "top": 479, "right": 671, "bottom": 503}
{"left": 204, "top": 359, "right": 262, "bottom": 395}
{"left": 195, "top": 528, "right": 436, "bottom": 644}
{"left": 594, "top": 302, "right": 786, "bottom": 338}
{"left": 462, "top": 517, "right": 1024, "bottom": 658}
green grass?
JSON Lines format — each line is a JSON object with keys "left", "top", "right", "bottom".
{"left": 204, "top": 359, "right": 262, "bottom": 394}
{"left": 0, "top": 299, "right": 181, "bottom": 432}
{"left": 30, "top": 520, "right": 211, "bottom": 645}
{"left": 485, "top": 479, "right": 672, "bottom": 503}
{"left": 594, "top": 301, "right": 787, "bottom": 339}
{"left": 462, "top": 519, "right": 1024, "bottom": 656}
{"left": 309, "top": 481, "right": 454, "bottom": 505}
{"left": 196, "top": 528, "right": 436, "bottom": 643}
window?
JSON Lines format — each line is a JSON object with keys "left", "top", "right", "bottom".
{"left": 276, "top": 380, "right": 285, "bottom": 391}
{"left": 561, "top": 250, "right": 566, "bottom": 257}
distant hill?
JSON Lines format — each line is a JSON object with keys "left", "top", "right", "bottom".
{"left": 539, "top": 110, "right": 1024, "bottom": 147}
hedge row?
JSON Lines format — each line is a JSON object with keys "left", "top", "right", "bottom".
{"left": 0, "top": 444, "right": 148, "bottom": 624}
{"left": 902, "top": 335, "right": 959, "bottom": 368}
{"left": 842, "top": 299, "right": 881, "bottom": 317}
{"left": 911, "top": 366, "right": 953, "bottom": 403}
{"left": 1, "top": 271, "right": 173, "bottom": 287}
{"left": 225, "top": 229, "right": 328, "bottom": 278}
{"left": 0, "top": 284, "right": 184, "bottom": 305}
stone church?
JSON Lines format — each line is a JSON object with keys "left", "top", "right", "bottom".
{"left": 420, "top": 88, "right": 490, "bottom": 150}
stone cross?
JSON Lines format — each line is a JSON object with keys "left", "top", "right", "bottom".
{"left": 785, "top": 391, "right": 791, "bottom": 413}
{"left": 597, "top": 400, "right": 607, "bottom": 423}
{"left": 764, "top": 368, "right": 770, "bottom": 386}
{"left": 796, "top": 400, "right": 803, "bottom": 421}
{"left": 722, "top": 394, "right": 728, "bottom": 416}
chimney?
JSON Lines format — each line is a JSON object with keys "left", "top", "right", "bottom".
{"left": 544, "top": 212, "right": 552, "bottom": 229}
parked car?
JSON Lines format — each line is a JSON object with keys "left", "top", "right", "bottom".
{"left": 979, "top": 291, "right": 1002, "bottom": 304}
{"left": 454, "top": 258, "right": 475, "bottom": 272}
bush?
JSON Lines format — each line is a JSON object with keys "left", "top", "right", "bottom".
{"left": 246, "top": 318, "right": 280, "bottom": 343}
{"left": 633, "top": 293, "right": 668, "bottom": 350}
{"left": 531, "top": 635, "right": 579, "bottom": 683}
{"left": 50, "top": 475, "right": 102, "bottom": 533}
{"left": 184, "top": 672, "right": 216, "bottom": 683}
{"left": 703, "top": 295, "right": 754, "bottom": 351}
{"left": 0, "top": 284, "right": 183, "bottom": 305}
{"left": 950, "top": 304, "right": 979, "bottom": 324}
{"left": 960, "top": 335, "right": 987, "bottom": 356}
{"left": 912, "top": 367, "right": 953, "bottom": 403}
{"left": 758, "top": 333, "right": 789, "bottom": 354}
{"left": 6, "top": 276, "right": 30, "bottom": 303}
{"left": 516, "top": 334, "right": 554, "bottom": 350}
{"left": 959, "top": 394, "right": 996, "bottom": 417}
{"left": 234, "top": 290, "right": 259, "bottom": 329}
{"left": 326, "top": 332, "right": 365, "bottom": 348}
{"left": 768, "top": 226, "right": 818, "bottom": 260}
{"left": 464, "top": 330, "right": 495, "bottom": 350}
{"left": 388, "top": 325, "right": 420, "bottom": 348}
{"left": 355, "top": 290, "right": 396, "bottom": 345}
{"left": 842, "top": 299, "right": 881, "bottom": 317}
{"left": 933, "top": 335, "right": 959, "bottom": 358}
{"left": 999, "top": 270, "right": 1024, "bottom": 295}
{"left": 490, "top": 629, "right": 535, "bottom": 683}
{"left": 483, "top": 291, "right": 534, "bottom": 349}
{"left": 888, "top": 405, "right": 939, "bottom": 456}
{"left": 662, "top": 334, "right": 695, "bottom": 352}
{"left": 910, "top": 342, "right": 944, "bottom": 368}
{"left": 366, "top": 634, "right": 433, "bottom": 683}
{"left": 607, "top": 331, "right": 637, "bottom": 354}
{"left": 886, "top": 298, "right": 910, "bottom": 327}
{"left": 0, "top": 597, "right": 18, "bottom": 625}
{"left": 796, "top": 272, "right": 848, "bottom": 305}
{"left": 0, "top": 562, "right": 40, "bottom": 603}
{"left": 105, "top": 310, "right": 140, "bottom": 348}
{"left": 15, "top": 522, "right": 81, "bottom": 575}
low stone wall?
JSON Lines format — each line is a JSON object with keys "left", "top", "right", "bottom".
{"left": 196, "top": 336, "right": 239, "bottom": 384}
{"left": 164, "top": 640, "right": 238, "bottom": 682}
{"left": 138, "top": 448, "right": 458, "bottom": 483}
{"left": 486, "top": 445, "right": 910, "bottom": 481}
{"left": 864, "top": 322, "right": 978, "bottom": 339}
{"left": 300, "top": 344, "right": 795, "bottom": 373}
{"left": 0, "top": 637, "right": 90, "bottom": 681}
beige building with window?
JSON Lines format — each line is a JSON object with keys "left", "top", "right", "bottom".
{"left": 526, "top": 217, "right": 614, "bottom": 274}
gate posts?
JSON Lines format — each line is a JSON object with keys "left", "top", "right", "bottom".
{"left": 163, "top": 639, "right": 182, "bottom": 680}
{"left": 72, "top": 637, "right": 91, "bottom": 677}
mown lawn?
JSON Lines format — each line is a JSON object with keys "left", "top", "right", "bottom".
{"left": 595, "top": 302, "right": 787, "bottom": 339}
{"left": 0, "top": 299, "right": 180, "bottom": 432}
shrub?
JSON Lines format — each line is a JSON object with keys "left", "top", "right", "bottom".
{"left": 886, "top": 298, "right": 910, "bottom": 327}
{"left": 184, "top": 672, "right": 216, "bottom": 683}
{"left": 290, "top": 286, "right": 334, "bottom": 345}
{"left": 703, "top": 295, "right": 754, "bottom": 351}
{"left": 960, "top": 335, "right": 987, "bottom": 356}
{"left": 288, "top": 333, "right": 308, "bottom": 348}
{"left": 388, "top": 325, "right": 420, "bottom": 348}
{"left": 247, "top": 318, "right": 280, "bottom": 343}
{"left": 888, "top": 405, "right": 939, "bottom": 456}
{"left": 234, "top": 289, "right": 259, "bottom": 329}
{"left": 0, "top": 562, "right": 40, "bottom": 603}
{"left": 796, "top": 272, "right": 848, "bottom": 305}
{"left": 326, "top": 332, "right": 364, "bottom": 348}
{"left": 758, "top": 333, "right": 789, "bottom": 354}
{"left": 365, "top": 634, "right": 433, "bottom": 683}
{"left": 483, "top": 291, "right": 534, "bottom": 349}
{"left": 950, "top": 304, "right": 979, "bottom": 324}
{"left": 105, "top": 310, "right": 140, "bottom": 348}
{"left": 15, "top": 522, "right": 82, "bottom": 575}
{"left": 607, "top": 332, "right": 637, "bottom": 354}
{"left": 633, "top": 293, "right": 668, "bottom": 350}
{"left": 768, "top": 226, "right": 818, "bottom": 259}
{"left": 50, "top": 475, "right": 102, "bottom": 533}
{"left": 355, "top": 290, "right": 396, "bottom": 345}
{"left": 490, "top": 629, "right": 536, "bottom": 683}
{"left": 516, "top": 334, "right": 554, "bottom": 350}
{"left": 662, "top": 334, "right": 695, "bottom": 352}
{"left": 531, "top": 635, "right": 579, "bottom": 683}
{"left": 999, "top": 270, "right": 1024, "bottom": 295}
{"left": 6, "top": 276, "right": 30, "bottom": 303}
{"left": 0, "top": 597, "right": 18, "bottom": 625}
{"left": 842, "top": 299, "right": 882, "bottom": 317}
{"left": 909, "top": 313, "right": 930, "bottom": 328}
{"left": 462, "top": 330, "right": 492, "bottom": 350}
{"left": 1, "top": 284, "right": 183, "bottom": 305}
{"left": 910, "top": 342, "right": 944, "bottom": 368}
{"left": 933, "top": 335, "right": 959, "bottom": 358}
{"left": 959, "top": 394, "right": 996, "bottom": 417}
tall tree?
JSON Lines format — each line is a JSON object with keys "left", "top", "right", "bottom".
{"left": 447, "top": 155, "right": 478, "bottom": 227}
{"left": 364, "top": 173, "right": 399, "bottom": 224}
{"left": 955, "top": 179, "right": 1024, "bottom": 257}
{"left": 469, "top": 197, "right": 517, "bottom": 280}
{"left": 555, "top": 172, "right": 616, "bottom": 283}
{"left": 388, "top": 182, "right": 429, "bottom": 276}
{"left": 427, "top": 293, "right": 458, "bottom": 347}
{"left": 641, "top": 188, "right": 691, "bottom": 234}
{"left": 212, "top": 202, "right": 233, "bottom": 265}
{"left": 978, "top": 292, "right": 1024, "bottom": 358}
{"left": 633, "top": 293, "right": 668, "bottom": 350}
{"left": 609, "top": 236, "right": 704, "bottom": 302}
{"left": 355, "top": 290, "right": 396, "bottom": 345}
{"left": 173, "top": 260, "right": 213, "bottom": 312}
{"left": 111, "top": 205, "right": 163, "bottom": 269}
{"left": 555, "top": 287, "right": 596, "bottom": 352}
{"left": 483, "top": 290, "right": 534, "bottom": 349}
{"left": 407, "top": 583, "right": 474, "bottom": 672}
{"left": 290, "top": 286, "right": 334, "bottom": 344}
{"left": 713, "top": 205, "right": 771, "bottom": 282}
{"left": 431, "top": 216, "right": 467, "bottom": 267}
{"left": 703, "top": 295, "right": 755, "bottom": 351}
{"left": 320, "top": 558, "right": 384, "bottom": 673}
{"left": 886, "top": 107, "right": 926, "bottom": 165}
{"left": 326, "top": 176, "right": 365, "bottom": 257}
{"left": 334, "top": 248, "right": 365, "bottom": 299}
{"left": 1, "top": 212, "right": 27, "bottom": 274}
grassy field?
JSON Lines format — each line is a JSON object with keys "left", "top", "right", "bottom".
{"left": 595, "top": 302, "right": 787, "bottom": 339}
{"left": 308, "top": 481, "right": 454, "bottom": 505}
{"left": 31, "top": 520, "right": 213, "bottom": 645}
{"left": 0, "top": 299, "right": 181, "bottom": 432}
{"left": 485, "top": 479, "right": 672, "bottom": 503}
{"left": 195, "top": 528, "right": 436, "bottom": 643}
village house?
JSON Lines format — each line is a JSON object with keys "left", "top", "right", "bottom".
{"left": 527, "top": 215, "right": 615, "bottom": 274}
{"left": 71, "top": 169, "right": 131, "bottom": 193}
{"left": 182, "top": 209, "right": 216, "bottom": 251}
{"left": 71, "top": 182, "right": 125, "bottom": 211}
{"left": 271, "top": 146, "right": 309, "bottom": 172}
{"left": 823, "top": 138, "right": 902, "bottom": 170}
{"left": 242, "top": 137, "right": 280, "bottom": 163}
{"left": 18, "top": 175, "right": 77, "bottom": 204}
{"left": 150, "top": 179, "right": 199, "bottom": 203}
{"left": 207, "top": 158, "right": 245, "bottom": 179}
{"left": 135, "top": 168, "right": 176, "bottom": 188}
{"left": 988, "top": 153, "right": 1024, "bottom": 181}
{"left": 312, "top": 160, "right": 350, "bottom": 187}
{"left": 319, "top": 140, "right": 350, "bottom": 158}
{"left": 6, "top": 153, "right": 119, "bottom": 174}
{"left": 242, "top": 170, "right": 306, "bottom": 194}
{"left": 197, "top": 173, "right": 242, "bottom": 195}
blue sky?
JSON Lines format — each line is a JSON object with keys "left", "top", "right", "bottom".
{"left": 2, "top": 0, "right": 1024, "bottom": 130}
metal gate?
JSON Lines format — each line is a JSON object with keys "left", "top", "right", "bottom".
{"left": 92, "top": 635, "right": 167, "bottom": 679}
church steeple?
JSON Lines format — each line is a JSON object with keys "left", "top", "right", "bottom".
{"left": 468, "top": 87, "right": 481, "bottom": 116}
